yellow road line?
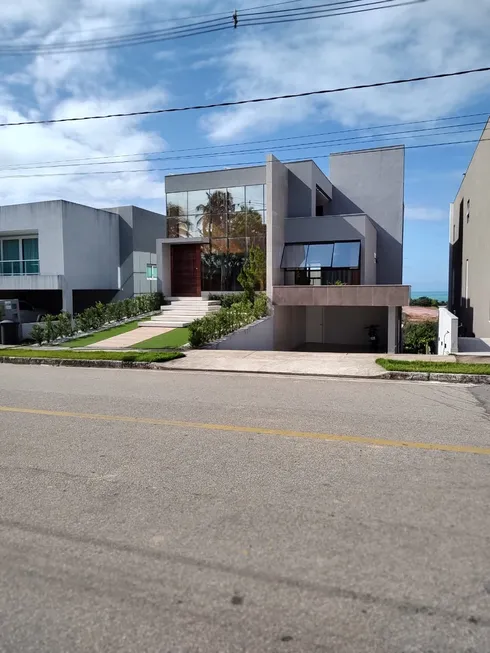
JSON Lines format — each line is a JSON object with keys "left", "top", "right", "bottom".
{"left": 1, "top": 405, "right": 489, "bottom": 456}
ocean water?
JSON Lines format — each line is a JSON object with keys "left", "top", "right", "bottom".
{"left": 411, "top": 290, "right": 448, "bottom": 303}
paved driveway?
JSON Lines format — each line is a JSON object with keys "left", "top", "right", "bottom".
{"left": 164, "top": 349, "right": 387, "bottom": 377}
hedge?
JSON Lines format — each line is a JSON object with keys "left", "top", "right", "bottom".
{"left": 189, "top": 293, "right": 269, "bottom": 348}
{"left": 30, "top": 293, "right": 163, "bottom": 346}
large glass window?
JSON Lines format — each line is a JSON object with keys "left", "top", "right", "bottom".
{"left": 0, "top": 236, "right": 39, "bottom": 276}
{"left": 306, "top": 244, "right": 334, "bottom": 268}
{"left": 167, "top": 184, "right": 266, "bottom": 291}
{"left": 281, "top": 241, "right": 361, "bottom": 286}
{"left": 332, "top": 241, "right": 360, "bottom": 268}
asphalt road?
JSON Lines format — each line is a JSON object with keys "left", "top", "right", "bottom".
{"left": 1, "top": 365, "right": 490, "bottom": 653}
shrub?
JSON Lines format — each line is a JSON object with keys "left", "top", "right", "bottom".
{"left": 209, "top": 292, "right": 247, "bottom": 308}
{"left": 30, "top": 323, "right": 46, "bottom": 346}
{"left": 403, "top": 320, "right": 438, "bottom": 354}
{"left": 252, "top": 292, "right": 269, "bottom": 320}
{"left": 73, "top": 293, "right": 162, "bottom": 336}
{"left": 189, "top": 301, "right": 267, "bottom": 348}
{"left": 57, "top": 311, "right": 74, "bottom": 338}
{"left": 43, "top": 314, "right": 59, "bottom": 344}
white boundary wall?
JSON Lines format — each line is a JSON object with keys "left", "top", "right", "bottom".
{"left": 438, "top": 307, "right": 458, "bottom": 355}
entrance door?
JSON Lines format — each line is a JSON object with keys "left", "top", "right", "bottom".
{"left": 171, "top": 244, "right": 201, "bottom": 296}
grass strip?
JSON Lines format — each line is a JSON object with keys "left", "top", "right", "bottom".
{"left": 64, "top": 318, "right": 150, "bottom": 348}
{"left": 377, "top": 358, "right": 490, "bottom": 375}
{"left": 0, "top": 349, "right": 184, "bottom": 363}
{"left": 132, "top": 327, "right": 190, "bottom": 350}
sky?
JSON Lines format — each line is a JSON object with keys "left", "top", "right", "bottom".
{"left": 1, "top": 0, "right": 490, "bottom": 291}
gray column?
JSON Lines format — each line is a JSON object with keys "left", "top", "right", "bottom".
{"left": 387, "top": 306, "right": 397, "bottom": 353}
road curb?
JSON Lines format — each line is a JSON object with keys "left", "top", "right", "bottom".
{"left": 0, "top": 356, "right": 168, "bottom": 371}
{"left": 2, "top": 356, "right": 490, "bottom": 383}
{"left": 386, "top": 371, "right": 490, "bottom": 384}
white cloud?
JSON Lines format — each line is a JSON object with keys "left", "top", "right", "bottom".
{"left": 201, "top": 0, "right": 490, "bottom": 142}
{"left": 0, "top": 0, "right": 187, "bottom": 210}
{"left": 405, "top": 206, "right": 448, "bottom": 222}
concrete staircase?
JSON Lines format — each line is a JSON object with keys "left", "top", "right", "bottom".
{"left": 142, "top": 297, "right": 220, "bottom": 328}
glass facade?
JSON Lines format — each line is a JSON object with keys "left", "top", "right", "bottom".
{"left": 166, "top": 185, "right": 266, "bottom": 292}
{"left": 281, "top": 241, "right": 361, "bottom": 286}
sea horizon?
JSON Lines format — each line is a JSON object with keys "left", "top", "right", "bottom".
{"left": 411, "top": 290, "right": 448, "bottom": 302}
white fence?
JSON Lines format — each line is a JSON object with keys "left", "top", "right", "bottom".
{"left": 437, "top": 307, "right": 458, "bottom": 355}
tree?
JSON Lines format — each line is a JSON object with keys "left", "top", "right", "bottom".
{"left": 403, "top": 320, "right": 438, "bottom": 353}
{"left": 238, "top": 245, "right": 266, "bottom": 303}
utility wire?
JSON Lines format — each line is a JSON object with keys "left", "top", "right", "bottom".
{"left": 4, "top": 111, "right": 486, "bottom": 170}
{"left": 1, "top": 64, "right": 488, "bottom": 128}
{"left": 0, "top": 0, "right": 423, "bottom": 55}
{"left": 2, "top": 121, "right": 485, "bottom": 172}
{"left": 0, "top": 138, "right": 486, "bottom": 181}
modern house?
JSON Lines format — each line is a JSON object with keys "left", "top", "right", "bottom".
{"left": 448, "top": 118, "right": 490, "bottom": 340}
{"left": 0, "top": 200, "right": 165, "bottom": 316}
{"left": 157, "top": 146, "right": 410, "bottom": 352}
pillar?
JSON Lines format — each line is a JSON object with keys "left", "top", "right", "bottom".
{"left": 387, "top": 306, "right": 397, "bottom": 354}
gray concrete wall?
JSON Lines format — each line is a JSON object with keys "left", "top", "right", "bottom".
{"left": 0, "top": 200, "right": 64, "bottom": 276}
{"left": 273, "top": 305, "right": 306, "bottom": 350}
{"left": 284, "top": 161, "right": 314, "bottom": 217}
{"left": 449, "top": 120, "right": 490, "bottom": 338}
{"left": 132, "top": 207, "right": 165, "bottom": 296}
{"left": 165, "top": 166, "right": 265, "bottom": 193}
{"left": 208, "top": 316, "right": 274, "bottom": 350}
{"left": 106, "top": 205, "right": 134, "bottom": 299}
{"left": 62, "top": 201, "right": 120, "bottom": 291}
{"left": 328, "top": 146, "right": 404, "bottom": 284}
{"left": 105, "top": 205, "right": 166, "bottom": 299}
{"left": 266, "top": 154, "right": 289, "bottom": 298}
{"left": 310, "top": 306, "right": 388, "bottom": 350}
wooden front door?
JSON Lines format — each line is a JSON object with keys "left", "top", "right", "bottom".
{"left": 171, "top": 244, "right": 201, "bottom": 296}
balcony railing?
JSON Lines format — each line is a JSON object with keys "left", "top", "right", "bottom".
{"left": 0, "top": 260, "right": 40, "bottom": 276}
{"left": 284, "top": 267, "right": 361, "bottom": 286}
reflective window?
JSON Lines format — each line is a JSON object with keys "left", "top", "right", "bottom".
{"left": 166, "top": 192, "right": 187, "bottom": 217}
{"left": 332, "top": 241, "right": 360, "bottom": 268}
{"left": 306, "top": 244, "right": 333, "bottom": 268}
{"left": 187, "top": 190, "right": 210, "bottom": 218}
{"left": 281, "top": 244, "right": 308, "bottom": 268}
{"left": 226, "top": 187, "right": 246, "bottom": 212}
{"left": 245, "top": 185, "right": 265, "bottom": 211}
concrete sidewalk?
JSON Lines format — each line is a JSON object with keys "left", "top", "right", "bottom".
{"left": 163, "top": 350, "right": 387, "bottom": 377}
{"left": 86, "top": 326, "right": 171, "bottom": 349}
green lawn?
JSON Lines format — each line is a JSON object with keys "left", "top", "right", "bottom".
{"left": 132, "top": 327, "right": 189, "bottom": 350}
{"left": 64, "top": 319, "right": 148, "bottom": 348}
{"left": 377, "top": 358, "right": 490, "bottom": 375}
{"left": 0, "top": 349, "right": 184, "bottom": 363}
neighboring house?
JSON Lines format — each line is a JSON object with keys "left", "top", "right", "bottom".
{"left": 448, "top": 118, "right": 490, "bottom": 339}
{"left": 0, "top": 200, "right": 165, "bottom": 316}
{"left": 157, "top": 146, "right": 410, "bottom": 352}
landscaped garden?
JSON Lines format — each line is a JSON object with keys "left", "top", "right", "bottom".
{"left": 0, "top": 349, "right": 184, "bottom": 363}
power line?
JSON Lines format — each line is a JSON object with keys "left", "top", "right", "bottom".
{"left": 2, "top": 120, "right": 485, "bottom": 172}
{"left": 4, "top": 111, "right": 486, "bottom": 170}
{"left": 1, "top": 64, "right": 488, "bottom": 128}
{"left": 0, "top": 0, "right": 423, "bottom": 55}
{"left": 0, "top": 138, "right": 486, "bottom": 181}
{"left": 48, "top": 0, "right": 307, "bottom": 36}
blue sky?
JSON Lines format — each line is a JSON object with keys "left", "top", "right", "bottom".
{"left": 1, "top": 0, "right": 490, "bottom": 292}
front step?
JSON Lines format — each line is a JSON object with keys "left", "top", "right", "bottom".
{"left": 144, "top": 297, "right": 222, "bottom": 328}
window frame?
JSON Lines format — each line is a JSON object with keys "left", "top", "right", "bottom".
{"left": 0, "top": 235, "right": 40, "bottom": 276}
{"left": 146, "top": 263, "right": 158, "bottom": 280}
